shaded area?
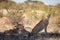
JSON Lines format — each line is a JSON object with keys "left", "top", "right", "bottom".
{"left": 0, "top": 32, "right": 60, "bottom": 40}
{"left": 37, "top": 33, "right": 60, "bottom": 38}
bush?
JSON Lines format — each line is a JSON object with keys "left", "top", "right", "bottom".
{"left": 0, "top": 12, "right": 3, "bottom": 18}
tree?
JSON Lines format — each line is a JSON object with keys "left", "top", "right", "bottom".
{"left": 0, "top": 0, "right": 10, "bottom": 2}
{"left": 27, "top": 0, "right": 31, "bottom": 2}
{"left": 26, "top": 0, "right": 39, "bottom": 3}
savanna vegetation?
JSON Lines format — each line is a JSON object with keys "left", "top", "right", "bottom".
{"left": 0, "top": 0, "right": 60, "bottom": 40}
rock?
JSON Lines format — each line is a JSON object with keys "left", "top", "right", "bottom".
{"left": 0, "top": 17, "right": 14, "bottom": 32}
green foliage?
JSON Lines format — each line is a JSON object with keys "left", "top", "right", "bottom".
{"left": 0, "top": 0, "right": 16, "bottom": 9}
{"left": 57, "top": 17, "right": 60, "bottom": 24}
{"left": 0, "top": 0, "right": 60, "bottom": 25}
{"left": 0, "top": 12, "right": 3, "bottom": 18}
{"left": 30, "top": 3, "right": 48, "bottom": 11}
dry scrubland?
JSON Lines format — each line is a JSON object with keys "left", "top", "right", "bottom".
{"left": 0, "top": 0, "right": 60, "bottom": 40}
